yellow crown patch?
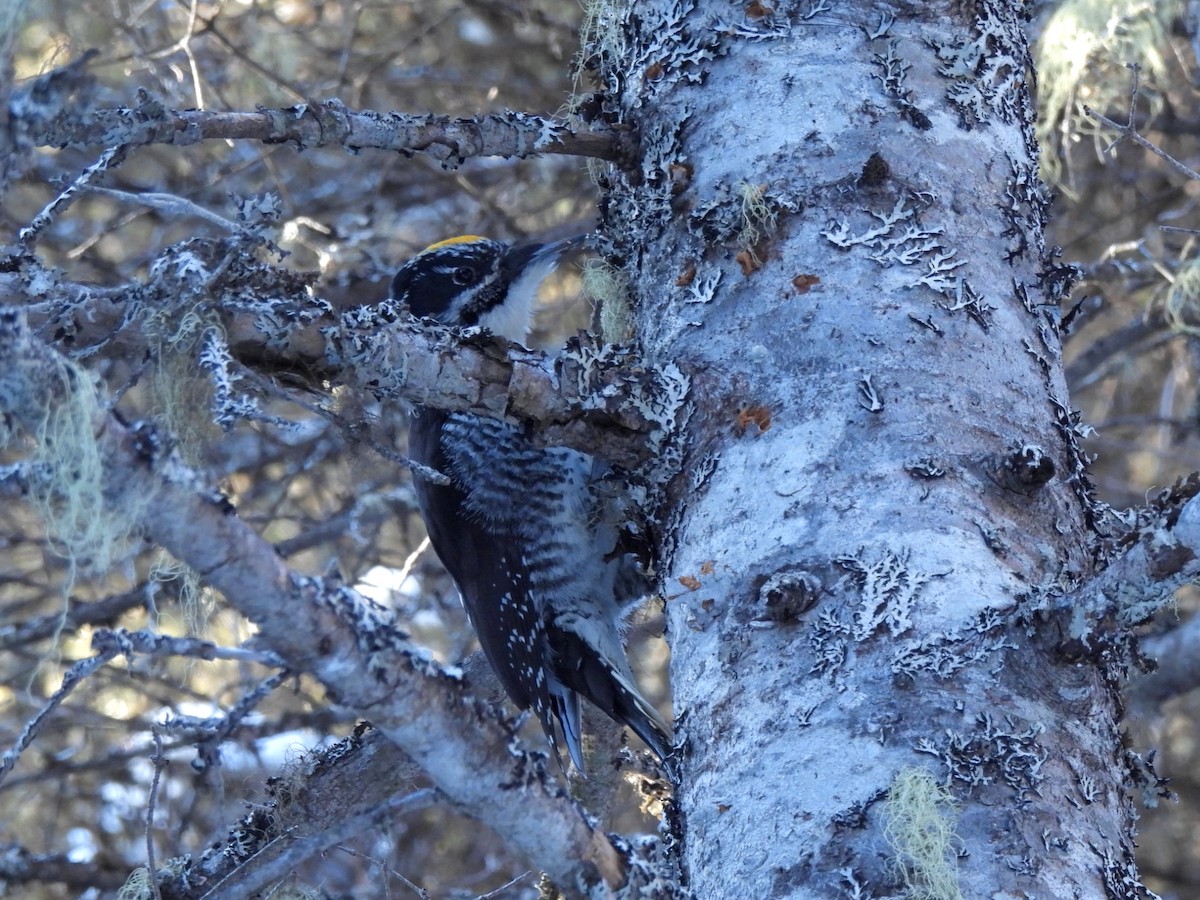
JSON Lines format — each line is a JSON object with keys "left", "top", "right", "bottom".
{"left": 421, "top": 235, "right": 488, "bottom": 253}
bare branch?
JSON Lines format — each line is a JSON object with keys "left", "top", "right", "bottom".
{"left": 90, "top": 627, "right": 286, "bottom": 667}
{"left": 5, "top": 261, "right": 689, "bottom": 470}
{"left": 30, "top": 96, "right": 629, "bottom": 166}
{"left": 320, "top": 312, "right": 691, "bottom": 471}
{"left": 146, "top": 734, "right": 166, "bottom": 900}
{"left": 1053, "top": 478, "right": 1200, "bottom": 643}
{"left": 0, "top": 645, "right": 121, "bottom": 785}
{"left": 149, "top": 726, "right": 431, "bottom": 899}
{"left": 0, "top": 627, "right": 285, "bottom": 789}
{"left": 19, "top": 145, "right": 130, "bottom": 245}
{"left": 1084, "top": 64, "right": 1200, "bottom": 182}
{"left": 156, "top": 666, "right": 293, "bottom": 775}
{"left": 0, "top": 584, "right": 152, "bottom": 651}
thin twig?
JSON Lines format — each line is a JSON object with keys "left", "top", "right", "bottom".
{"left": 19, "top": 146, "right": 130, "bottom": 245}
{"left": 0, "top": 647, "right": 121, "bottom": 786}
{"left": 164, "top": 669, "right": 293, "bottom": 773}
{"left": 335, "top": 844, "right": 431, "bottom": 899}
{"left": 1084, "top": 63, "right": 1200, "bottom": 182}
{"left": 147, "top": 733, "right": 167, "bottom": 900}
{"left": 90, "top": 627, "right": 287, "bottom": 667}
{"left": 197, "top": 789, "right": 439, "bottom": 898}
{"left": 85, "top": 187, "right": 241, "bottom": 231}
{"left": 476, "top": 871, "right": 534, "bottom": 898}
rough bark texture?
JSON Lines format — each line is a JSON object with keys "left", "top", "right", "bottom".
{"left": 34, "top": 104, "right": 627, "bottom": 164}
{"left": 589, "top": 0, "right": 1144, "bottom": 895}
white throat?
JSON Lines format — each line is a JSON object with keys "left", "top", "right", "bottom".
{"left": 476, "top": 253, "right": 559, "bottom": 342}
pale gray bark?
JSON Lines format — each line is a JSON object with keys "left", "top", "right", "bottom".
{"left": 32, "top": 104, "right": 626, "bottom": 165}
{"left": 590, "top": 0, "right": 1154, "bottom": 896}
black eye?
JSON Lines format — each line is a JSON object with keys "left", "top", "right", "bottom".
{"left": 452, "top": 266, "right": 475, "bottom": 285}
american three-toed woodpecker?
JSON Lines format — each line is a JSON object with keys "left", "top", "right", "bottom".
{"left": 390, "top": 235, "right": 671, "bottom": 773}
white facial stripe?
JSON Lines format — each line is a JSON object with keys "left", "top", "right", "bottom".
{"left": 476, "top": 252, "right": 559, "bottom": 342}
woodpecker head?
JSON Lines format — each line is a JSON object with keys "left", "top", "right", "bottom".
{"left": 389, "top": 234, "right": 585, "bottom": 342}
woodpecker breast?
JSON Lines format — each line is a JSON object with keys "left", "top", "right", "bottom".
{"left": 392, "top": 236, "right": 671, "bottom": 773}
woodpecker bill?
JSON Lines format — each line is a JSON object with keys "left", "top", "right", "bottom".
{"left": 391, "top": 235, "right": 671, "bottom": 774}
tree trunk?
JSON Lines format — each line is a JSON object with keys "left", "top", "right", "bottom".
{"left": 591, "top": 0, "right": 1148, "bottom": 894}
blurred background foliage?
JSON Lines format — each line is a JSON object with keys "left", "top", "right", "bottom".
{"left": 2, "top": 0, "right": 1200, "bottom": 896}
{"left": 2, "top": 2, "right": 605, "bottom": 897}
